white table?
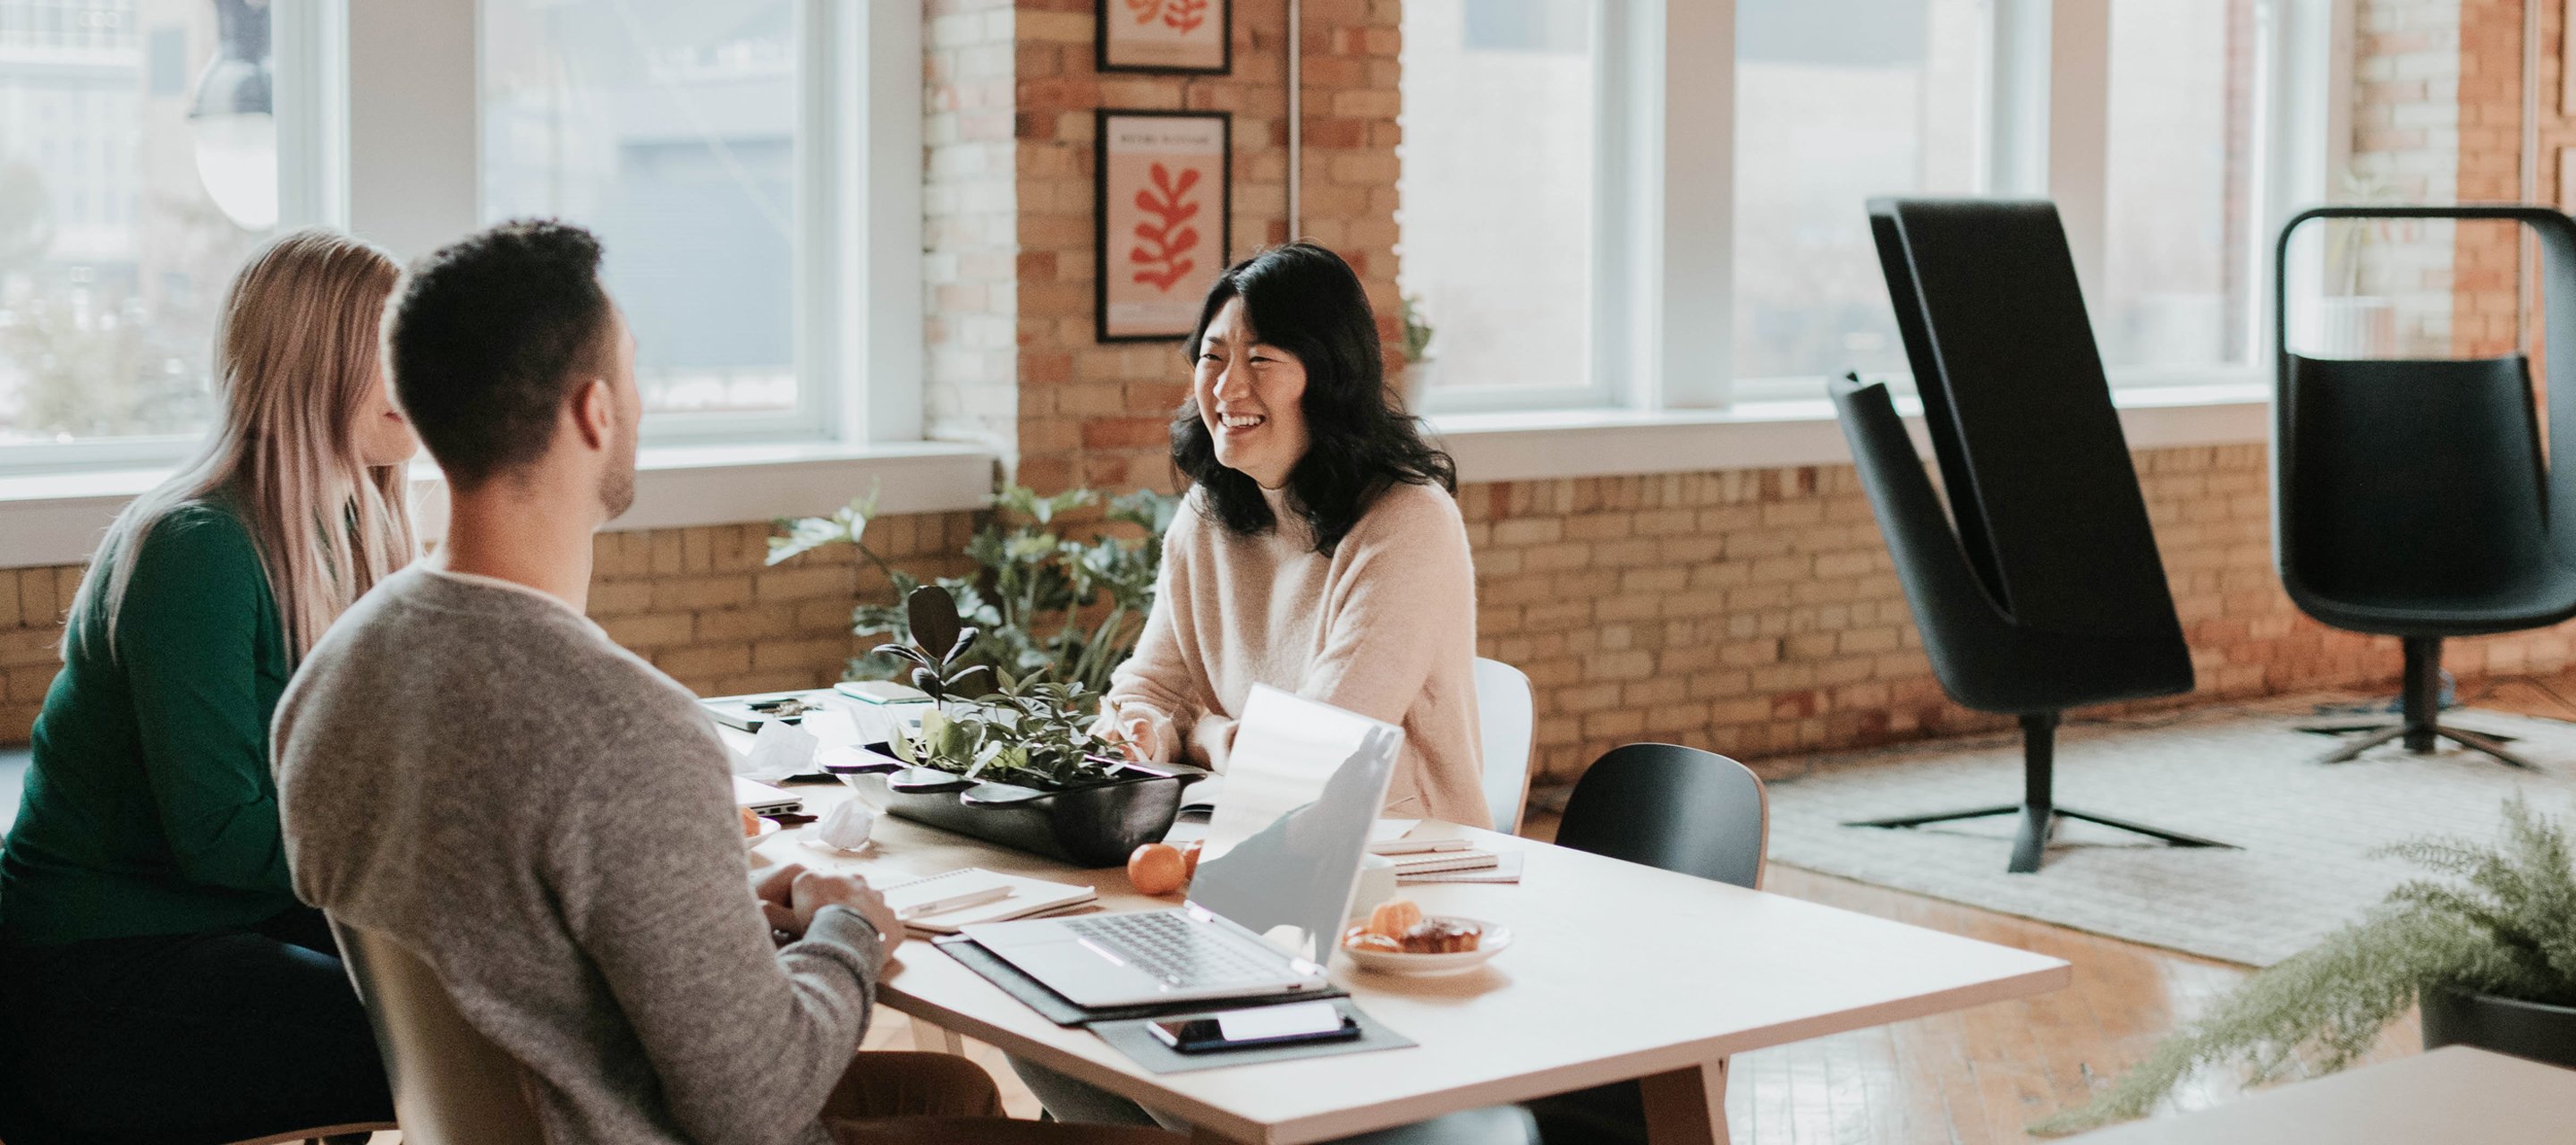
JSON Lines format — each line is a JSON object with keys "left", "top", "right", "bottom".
{"left": 2066, "top": 1046, "right": 2576, "bottom": 1142}
{"left": 750, "top": 776, "right": 2068, "bottom": 1145}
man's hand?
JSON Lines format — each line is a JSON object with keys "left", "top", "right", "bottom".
{"left": 752, "top": 861, "right": 808, "bottom": 942}
{"left": 792, "top": 868, "right": 904, "bottom": 955}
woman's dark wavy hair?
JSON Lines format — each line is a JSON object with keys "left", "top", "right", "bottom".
{"left": 1170, "top": 243, "right": 1454, "bottom": 555}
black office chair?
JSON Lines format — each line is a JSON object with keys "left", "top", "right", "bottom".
{"left": 1828, "top": 198, "right": 2230, "bottom": 874}
{"left": 1524, "top": 744, "right": 1766, "bottom": 1145}
{"left": 2274, "top": 206, "right": 2576, "bottom": 768}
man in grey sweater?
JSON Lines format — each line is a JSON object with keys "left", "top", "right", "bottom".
{"left": 275, "top": 222, "right": 1133, "bottom": 1145}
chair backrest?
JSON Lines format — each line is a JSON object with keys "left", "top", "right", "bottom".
{"left": 1551, "top": 744, "right": 1767, "bottom": 890}
{"left": 2281, "top": 355, "right": 2553, "bottom": 606}
{"left": 1471, "top": 657, "right": 1536, "bottom": 835}
{"left": 2272, "top": 205, "right": 2576, "bottom": 627}
{"left": 1866, "top": 198, "right": 2181, "bottom": 640}
{"left": 331, "top": 918, "right": 549, "bottom": 1145}
{"left": 1835, "top": 198, "right": 2194, "bottom": 715}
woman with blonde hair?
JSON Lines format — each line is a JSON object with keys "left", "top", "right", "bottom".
{"left": 0, "top": 228, "right": 414, "bottom": 1141}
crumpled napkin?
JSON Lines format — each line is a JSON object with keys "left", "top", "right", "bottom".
{"left": 735, "top": 719, "right": 821, "bottom": 784}
{"left": 814, "top": 800, "right": 877, "bottom": 851}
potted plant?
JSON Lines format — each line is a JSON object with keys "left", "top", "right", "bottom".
{"left": 2032, "top": 795, "right": 2576, "bottom": 1135}
{"left": 825, "top": 584, "right": 1191, "bottom": 867}
{"left": 770, "top": 483, "right": 1179, "bottom": 695}
{"left": 1395, "top": 293, "right": 1435, "bottom": 411}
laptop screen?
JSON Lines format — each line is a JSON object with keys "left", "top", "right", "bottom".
{"left": 1185, "top": 685, "right": 1402, "bottom": 961}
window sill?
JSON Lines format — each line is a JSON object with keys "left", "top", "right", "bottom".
{"left": 0, "top": 442, "right": 997, "bottom": 571}
{"left": 1428, "top": 382, "right": 2270, "bottom": 484}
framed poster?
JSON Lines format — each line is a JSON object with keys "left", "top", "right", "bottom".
{"left": 1096, "top": 109, "right": 1231, "bottom": 343}
{"left": 1098, "top": 0, "right": 1230, "bottom": 74}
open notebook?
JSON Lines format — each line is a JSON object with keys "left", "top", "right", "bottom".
{"left": 880, "top": 868, "right": 1097, "bottom": 935}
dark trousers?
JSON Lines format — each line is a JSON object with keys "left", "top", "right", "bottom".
{"left": 0, "top": 905, "right": 394, "bottom": 1145}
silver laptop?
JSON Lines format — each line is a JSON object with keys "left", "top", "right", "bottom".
{"left": 962, "top": 685, "right": 1402, "bottom": 1008}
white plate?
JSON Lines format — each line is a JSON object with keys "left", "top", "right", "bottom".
{"left": 742, "top": 818, "right": 784, "bottom": 850}
{"left": 1338, "top": 917, "right": 1512, "bottom": 975}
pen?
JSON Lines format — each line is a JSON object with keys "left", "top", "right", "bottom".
{"left": 896, "top": 885, "right": 1014, "bottom": 920}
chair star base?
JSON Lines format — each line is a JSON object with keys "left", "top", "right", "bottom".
{"left": 1840, "top": 711, "right": 2236, "bottom": 874}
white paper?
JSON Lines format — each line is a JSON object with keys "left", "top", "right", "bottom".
{"left": 1370, "top": 818, "right": 1420, "bottom": 843}
{"left": 797, "top": 708, "right": 861, "bottom": 748}
{"left": 736, "top": 719, "right": 821, "bottom": 783}
{"left": 814, "top": 800, "right": 877, "bottom": 850}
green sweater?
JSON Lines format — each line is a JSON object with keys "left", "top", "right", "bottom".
{"left": 0, "top": 496, "right": 301, "bottom": 945}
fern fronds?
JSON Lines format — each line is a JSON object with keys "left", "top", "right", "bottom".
{"left": 2031, "top": 796, "right": 2576, "bottom": 1136}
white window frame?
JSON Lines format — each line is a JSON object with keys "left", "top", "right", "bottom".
{"left": 1417, "top": 0, "right": 2348, "bottom": 417}
{"left": 0, "top": 0, "right": 924, "bottom": 477}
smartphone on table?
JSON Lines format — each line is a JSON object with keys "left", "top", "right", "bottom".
{"left": 1147, "top": 1000, "right": 1360, "bottom": 1054}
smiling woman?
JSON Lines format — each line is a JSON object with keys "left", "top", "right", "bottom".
{"left": 1097, "top": 243, "right": 1490, "bottom": 832}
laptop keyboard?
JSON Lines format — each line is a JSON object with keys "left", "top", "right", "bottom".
{"left": 1064, "top": 912, "right": 1286, "bottom": 988}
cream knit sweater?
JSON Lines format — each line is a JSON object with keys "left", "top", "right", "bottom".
{"left": 1107, "top": 480, "right": 1490, "bottom": 828}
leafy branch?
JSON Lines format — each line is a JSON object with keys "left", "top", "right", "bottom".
{"left": 1129, "top": 163, "right": 1203, "bottom": 293}
{"left": 769, "top": 481, "right": 1181, "bottom": 697}
{"left": 2033, "top": 795, "right": 2576, "bottom": 1134}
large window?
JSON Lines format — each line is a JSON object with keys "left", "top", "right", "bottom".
{"left": 1396, "top": 0, "right": 2324, "bottom": 413}
{"left": 2097, "top": 0, "right": 2260, "bottom": 369}
{"left": 481, "top": 0, "right": 803, "bottom": 427}
{"left": 1732, "top": 0, "right": 1983, "bottom": 389}
{"left": 1395, "top": 0, "right": 1599, "bottom": 407}
{"left": 0, "top": 0, "right": 282, "bottom": 459}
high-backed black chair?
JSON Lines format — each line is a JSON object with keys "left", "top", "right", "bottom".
{"left": 1829, "top": 198, "right": 2229, "bottom": 874}
{"left": 2274, "top": 205, "right": 2576, "bottom": 768}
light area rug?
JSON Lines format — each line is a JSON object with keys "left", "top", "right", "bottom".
{"left": 1758, "top": 695, "right": 2576, "bottom": 967}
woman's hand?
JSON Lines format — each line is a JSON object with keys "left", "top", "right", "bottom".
{"left": 1092, "top": 700, "right": 1169, "bottom": 763}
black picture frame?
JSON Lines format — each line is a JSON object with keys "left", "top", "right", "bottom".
{"left": 1097, "top": 0, "right": 1232, "bottom": 76}
{"left": 1095, "top": 108, "right": 1232, "bottom": 344}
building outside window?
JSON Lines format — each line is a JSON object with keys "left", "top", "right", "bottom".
{"left": 0, "top": 0, "right": 273, "bottom": 455}
{"left": 1730, "top": 0, "right": 1984, "bottom": 395}
{"left": 1394, "top": 0, "right": 1598, "bottom": 405}
{"left": 481, "top": 0, "right": 802, "bottom": 425}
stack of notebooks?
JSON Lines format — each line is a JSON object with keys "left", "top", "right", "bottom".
{"left": 1368, "top": 832, "right": 1522, "bottom": 884}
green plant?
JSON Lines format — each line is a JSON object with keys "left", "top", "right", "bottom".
{"left": 767, "top": 481, "right": 1181, "bottom": 695}
{"left": 872, "top": 583, "right": 1134, "bottom": 791}
{"left": 1399, "top": 293, "right": 1434, "bottom": 362}
{"left": 2032, "top": 795, "right": 2576, "bottom": 1135}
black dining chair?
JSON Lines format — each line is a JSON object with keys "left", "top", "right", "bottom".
{"left": 1522, "top": 743, "right": 1766, "bottom": 1145}
{"left": 1829, "top": 198, "right": 2230, "bottom": 874}
{"left": 2273, "top": 205, "right": 2576, "bottom": 768}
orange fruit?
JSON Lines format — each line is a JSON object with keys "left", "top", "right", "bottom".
{"left": 741, "top": 806, "right": 762, "bottom": 838}
{"left": 1128, "top": 843, "right": 1188, "bottom": 895}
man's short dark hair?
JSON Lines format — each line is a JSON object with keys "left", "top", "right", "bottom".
{"left": 386, "top": 219, "right": 611, "bottom": 488}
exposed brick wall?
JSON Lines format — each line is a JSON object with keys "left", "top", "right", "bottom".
{"left": 2450, "top": 0, "right": 2522, "bottom": 357}
{"left": 1009, "top": 0, "right": 1400, "bottom": 493}
{"left": 0, "top": 514, "right": 979, "bottom": 746}
{"left": 10, "top": 0, "right": 2548, "bottom": 782}
{"left": 1, "top": 566, "right": 83, "bottom": 744}
{"left": 1469, "top": 445, "right": 2576, "bottom": 782}
{"left": 925, "top": 0, "right": 1023, "bottom": 452}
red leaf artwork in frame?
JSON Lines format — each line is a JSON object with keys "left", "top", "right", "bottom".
{"left": 1162, "top": 0, "right": 1209, "bottom": 32}
{"left": 1125, "top": 0, "right": 1163, "bottom": 24}
{"left": 1129, "top": 162, "right": 1203, "bottom": 293}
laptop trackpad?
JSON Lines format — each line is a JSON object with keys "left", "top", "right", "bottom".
{"left": 992, "top": 931, "right": 1161, "bottom": 1004}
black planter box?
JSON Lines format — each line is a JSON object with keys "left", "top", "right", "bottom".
{"left": 825, "top": 746, "right": 1191, "bottom": 868}
{"left": 2421, "top": 986, "right": 2576, "bottom": 1070}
